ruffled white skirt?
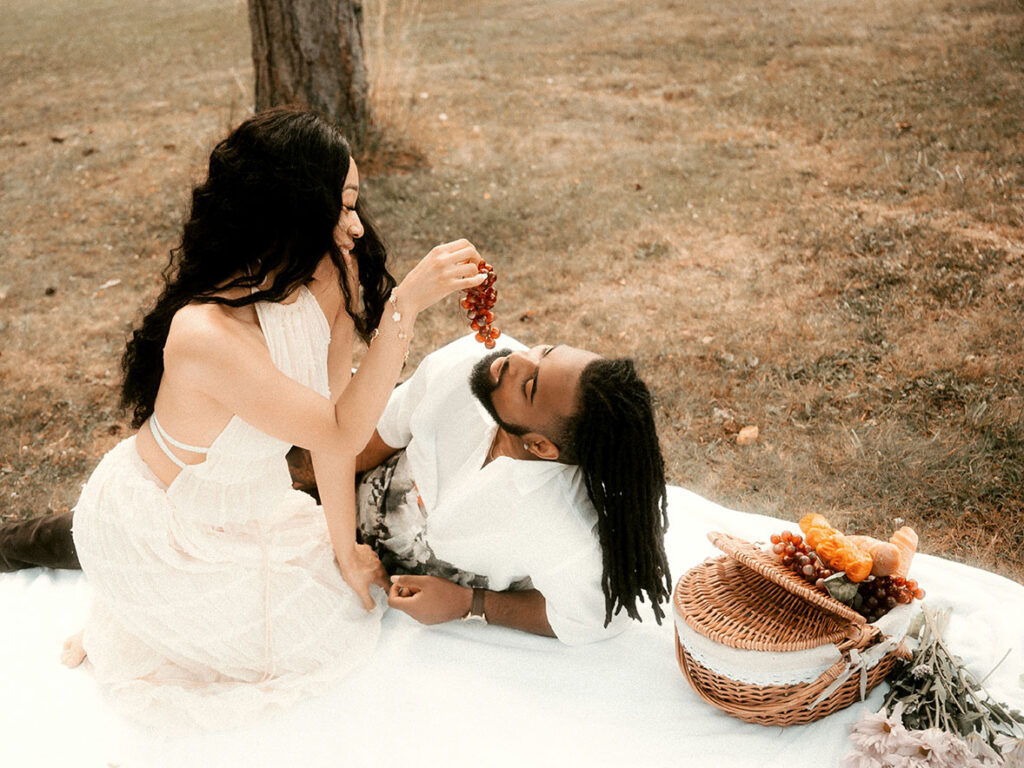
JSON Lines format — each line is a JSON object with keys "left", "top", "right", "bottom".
{"left": 72, "top": 437, "right": 383, "bottom": 730}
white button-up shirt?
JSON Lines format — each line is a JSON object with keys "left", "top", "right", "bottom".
{"left": 376, "top": 334, "right": 631, "bottom": 645}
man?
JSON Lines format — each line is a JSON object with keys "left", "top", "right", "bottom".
{"left": 1, "top": 334, "right": 671, "bottom": 645}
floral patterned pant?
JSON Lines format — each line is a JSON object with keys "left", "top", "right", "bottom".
{"left": 356, "top": 450, "right": 493, "bottom": 589}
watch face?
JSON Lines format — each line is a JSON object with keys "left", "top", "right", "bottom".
{"left": 462, "top": 614, "right": 487, "bottom": 625}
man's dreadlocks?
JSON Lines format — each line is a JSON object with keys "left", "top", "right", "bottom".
{"left": 558, "top": 358, "right": 672, "bottom": 626}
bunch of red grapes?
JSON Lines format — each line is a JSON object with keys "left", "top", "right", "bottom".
{"left": 769, "top": 530, "right": 924, "bottom": 622}
{"left": 771, "top": 530, "right": 834, "bottom": 588}
{"left": 461, "top": 261, "right": 500, "bottom": 348}
{"left": 853, "top": 576, "right": 925, "bottom": 624}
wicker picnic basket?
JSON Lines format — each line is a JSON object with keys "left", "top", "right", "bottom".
{"left": 673, "top": 531, "right": 913, "bottom": 726}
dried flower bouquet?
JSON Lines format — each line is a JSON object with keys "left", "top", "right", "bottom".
{"left": 843, "top": 606, "right": 1024, "bottom": 767}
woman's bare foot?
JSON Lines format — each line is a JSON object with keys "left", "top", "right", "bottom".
{"left": 61, "top": 630, "right": 86, "bottom": 668}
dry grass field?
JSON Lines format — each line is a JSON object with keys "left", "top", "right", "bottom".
{"left": 2, "top": 0, "right": 1022, "bottom": 581}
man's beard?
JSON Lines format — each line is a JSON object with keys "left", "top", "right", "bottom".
{"left": 469, "top": 348, "right": 528, "bottom": 436}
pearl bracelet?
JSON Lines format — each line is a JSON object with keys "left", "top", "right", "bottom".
{"left": 388, "top": 290, "right": 408, "bottom": 342}
{"left": 369, "top": 289, "right": 410, "bottom": 361}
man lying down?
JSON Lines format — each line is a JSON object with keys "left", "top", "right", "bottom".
{"left": 1, "top": 334, "right": 672, "bottom": 645}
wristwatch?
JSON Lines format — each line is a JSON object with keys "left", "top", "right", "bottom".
{"left": 461, "top": 587, "right": 488, "bottom": 625}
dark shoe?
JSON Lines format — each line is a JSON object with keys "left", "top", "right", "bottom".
{"left": 0, "top": 510, "right": 80, "bottom": 571}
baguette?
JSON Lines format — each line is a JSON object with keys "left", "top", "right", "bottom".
{"left": 888, "top": 526, "right": 919, "bottom": 579}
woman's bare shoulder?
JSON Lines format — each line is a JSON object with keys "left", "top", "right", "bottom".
{"left": 165, "top": 301, "right": 262, "bottom": 363}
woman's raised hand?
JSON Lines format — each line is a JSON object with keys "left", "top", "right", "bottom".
{"left": 395, "top": 239, "right": 488, "bottom": 315}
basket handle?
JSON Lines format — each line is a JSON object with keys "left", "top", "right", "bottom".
{"left": 806, "top": 637, "right": 908, "bottom": 710}
{"left": 836, "top": 622, "right": 882, "bottom": 652}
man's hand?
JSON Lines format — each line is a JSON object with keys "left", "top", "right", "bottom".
{"left": 388, "top": 574, "right": 472, "bottom": 625}
{"left": 286, "top": 446, "right": 318, "bottom": 498}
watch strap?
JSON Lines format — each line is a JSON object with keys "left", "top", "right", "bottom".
{"left": 462, "top": 587, "right": 487, "bottom": 624}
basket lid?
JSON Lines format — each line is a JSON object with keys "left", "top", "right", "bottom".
{"left": 707, "top": 531, "right": 866, "bottom": 626}
{"left": 676, "top": 554, "right": 858, "bottom": 651}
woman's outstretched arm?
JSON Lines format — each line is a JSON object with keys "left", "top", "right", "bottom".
{"left": 167, "top": 240, "right": 485, "bottom": 459}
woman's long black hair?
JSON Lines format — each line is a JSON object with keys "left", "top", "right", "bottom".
{"left": 121, "top": 108, "right": 396, "bottom": 428}
{"left": 564, "top": 359, "right": 672, "bottom": 626}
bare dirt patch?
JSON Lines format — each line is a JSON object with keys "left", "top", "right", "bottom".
{"left": 2, "top": 0, "right": 1022, "bottom": 581}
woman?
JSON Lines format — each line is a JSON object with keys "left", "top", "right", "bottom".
{"left": 62, "top": 108, "right": 487, "bottom": 729}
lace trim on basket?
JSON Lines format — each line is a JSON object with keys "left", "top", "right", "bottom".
{"left": 673, "top": 602, "right": 915, "bottom": 688}
{"left": 674, "top": 610, "right": 839, "bottom": 686}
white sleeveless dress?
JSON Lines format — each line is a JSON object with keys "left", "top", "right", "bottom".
{"left": 72, "top": 287, "right": 383, "bottom": 730}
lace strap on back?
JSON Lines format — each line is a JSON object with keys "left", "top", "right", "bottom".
{"left": 150, "top": 413, "right": 209, "bottom": 470}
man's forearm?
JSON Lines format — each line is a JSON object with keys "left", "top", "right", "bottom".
{"left": 356, "top": 429, "right": 400, "bottom": 473}
{"left": 478, "top": 588, "right": 556, "bottom": 638}
{"left": 388, "top": 574, "right": 556, "bottom": 638}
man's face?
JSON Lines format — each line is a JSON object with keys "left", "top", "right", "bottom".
{"left": 469, "top": 344, "right": 600, "bottom": 442}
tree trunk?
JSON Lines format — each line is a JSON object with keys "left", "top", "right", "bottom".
{"left": 248, "top": 0, "right": 373, "bottom": 151}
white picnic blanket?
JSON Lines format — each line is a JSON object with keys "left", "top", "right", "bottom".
{"left": 2, "top": 486, "right": 1022, "bottom": 768}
